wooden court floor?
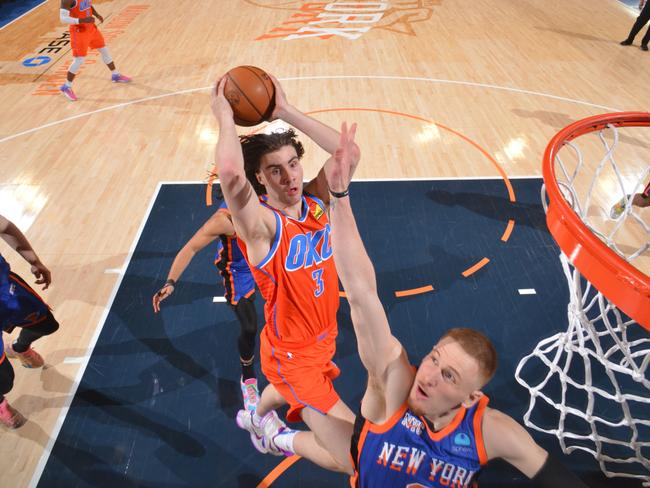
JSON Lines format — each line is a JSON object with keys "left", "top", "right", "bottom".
{"left": 1, "top": 0, "right": 649, "bottom": 486}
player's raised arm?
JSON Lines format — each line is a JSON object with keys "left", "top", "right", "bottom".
{"left": 153, "top": 210, "right": 234, "bottom": 313}
{"left": 211, "top": 78, "right": 274, "bottom": 253}
{"left": 268, "top": 75, "right": 340, "bottom": 204}
{"left": 269, "top": 75, "right": 340, "bottom": 155}
{"left": 483, "top": 409, "right": 588, "bottom": 487}
{"left": 325, "top": 124, "right": 405, "bottom": 382}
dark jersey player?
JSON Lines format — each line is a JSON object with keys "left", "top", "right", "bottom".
{"left": 1, "top": 214, "right": 60, "bottom": 429}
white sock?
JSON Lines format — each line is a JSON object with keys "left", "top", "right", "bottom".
{"left": 111, "top": 69, "right": 118, "bottom": 75}
{"left": 274, "top": 430, "right": 298, "bottom": 453}
{"left": 64, "top": 81, "right": 72, "bottom": 88}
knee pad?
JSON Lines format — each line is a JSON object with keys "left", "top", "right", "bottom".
{"left": 97, "top": 47, "right": 113, "bottom": 65}
{"left": 69, "top": 56, "right": 86, "bottom": 74}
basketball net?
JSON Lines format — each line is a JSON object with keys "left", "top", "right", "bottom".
{"left": 515, "top": 114, "right": 650, "bottom": 486}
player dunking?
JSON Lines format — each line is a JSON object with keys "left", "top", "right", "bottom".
{"left": 211, "top": 75, "right": 355, "bottom": 471}
{"left": 0, "top": 214, "right": 60, "bottom": 429}
{"left": 59, "top": 0, "right": 131, "bottom": 101}
{"left": 152, "top": 200, "right": 261, "bottom": 412}
{"left": 259, "top": 123, "right": 588, "bottom": 487}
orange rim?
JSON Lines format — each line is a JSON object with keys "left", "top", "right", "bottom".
{"left": 543, "top": 112, "right": 650, "bottom": 330}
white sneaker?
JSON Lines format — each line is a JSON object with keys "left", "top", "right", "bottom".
{"left": 236, "top": 409, "right": 287, "bottom": 456}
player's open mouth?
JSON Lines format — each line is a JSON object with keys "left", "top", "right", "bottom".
{"left": 287, "top": 187, "right": 299, "bottom": 196}
{"left": 416, "top": 384, "right": 428, "bottom": 399}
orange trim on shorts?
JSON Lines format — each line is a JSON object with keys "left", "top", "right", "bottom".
{"left": 339, "top": 290, "right": 346, "bottom": 298}
{"left": 473, "top": 396, "right": 490, "bottom": 465}
{"left": 394, "top": 285, "right": 434, "bottom": 297}
{"left": 0, "top": 352, "right": 5, "bottom": 364}
{"left": 367, "top": 403, "right": 409, "bottom": 434}
{"left": 461, "top": 258, "right": 490, "bottom": 278}
{"left": 256, "top": 455, "right": 301, "bottom": 487}
{"left": 9, "top": 272, "right": 47, "bottom": 304}
{"left": 500, "top": 219, "right": 515, "bottom": 242}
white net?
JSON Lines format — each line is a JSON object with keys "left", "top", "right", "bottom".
{"left": 515, "top": 122, "right": 650, "bottom": 485}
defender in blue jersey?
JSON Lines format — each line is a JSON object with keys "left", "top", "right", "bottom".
{"left": 261, "top": 124, "right": 588, "bottom": 486}
{"left": 0, "top": 214, "right": 60, "bottom": 429}
{"left": 152, "top": 200, "right": 260, "bottom": 412}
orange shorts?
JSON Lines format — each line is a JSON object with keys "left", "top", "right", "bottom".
{"left": 69, "top": 24, "right": 105, "bottom": 57}
{"left": 260, "top": 324, "right": 341, "bottom": 423}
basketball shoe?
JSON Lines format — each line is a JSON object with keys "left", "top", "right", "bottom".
{"left": 5, "top": 343, "right": 44, "bottom": 368}
{"left": 236, "top": 409, "right": 288, "bottom": 455}
{"left": 59, "top": 85, "right": 77, "bottom": 101}
{"left": 0, "top": 398, "right": 26, "bottom": 429}
{"left": 240, "top": 377, "right": 259, "bottom": 412}
{"left": 269, "top": 428, "right": 298, "bottom": 457}
{"left": 111, "top": 73, "right": 132, "bottom": 83}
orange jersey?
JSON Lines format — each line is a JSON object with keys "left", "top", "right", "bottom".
{"left": 239, "top": 193, "right": 339, "bottom": 344}
{"left": 69, "top": 0, "right": 94, "bottom": 19}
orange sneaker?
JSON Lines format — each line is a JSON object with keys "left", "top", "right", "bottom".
{"left": 5, "top": 343, "right": 44, "bottom": 368}
{"left": 0, "top": 398, "right": 26, "bottom": 429}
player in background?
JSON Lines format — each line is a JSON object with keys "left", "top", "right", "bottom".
{"left": 152, "top": 201, "right": 261, "bottom": 412}
{"left": 59, "top": 0, "right": 131, "bottom": 101}
{"left": 0, "top": 214, "right": 60, "bottom": 429}
{"left": 263, "top": 123, "right": 589, "bottom": 487}
{"left": 620, "top": 0, "right": 650, "bottom": 51}
{"left": 610, "top": 180, "right": 650, "bottom": 219}
{"left": 211, "top": 74, "right": 356, "bottom": 472}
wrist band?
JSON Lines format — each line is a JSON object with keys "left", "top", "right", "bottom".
{"left": 165, "top": 279, "right": 176, "bottom": 287}
{"left": 329, "top": 188, "right": 349, "bottom": 198}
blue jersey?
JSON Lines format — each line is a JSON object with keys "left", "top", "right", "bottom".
{"left": 214, "top": 202, "right": 255, "bottom": 305}
{"left": 0, "top": 254, "right": 9, "bottom": 285}
{"left": 351, "top": 395, "right": 489, "bottom": 488}
{"left": 0, "top": 253, "right": 50, "bottom": 334}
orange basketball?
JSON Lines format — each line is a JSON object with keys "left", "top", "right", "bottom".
{"left": 222, "top": 66, "right": 276, "bottom": 127}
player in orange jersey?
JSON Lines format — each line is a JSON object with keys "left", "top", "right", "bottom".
{"left": 59, "top": 0, "right": 131, "bottom": 101}
{"left": 211, "top": 74, "right": 355, "bottom": 471}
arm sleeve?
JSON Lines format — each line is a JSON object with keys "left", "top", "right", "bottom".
{"left": 60, "top": 9, "right": 79, "bottom": 24}
{"left": 531, "top": 454, "right": 589, "bottom": 488}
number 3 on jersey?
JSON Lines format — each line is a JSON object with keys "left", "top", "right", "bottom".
{"left": 312, "top": 268, "right": 324, "bottom": 297}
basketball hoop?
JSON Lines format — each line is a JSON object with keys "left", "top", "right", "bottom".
{"left": 515, "top": 112, "right": 650, "bottom": 485}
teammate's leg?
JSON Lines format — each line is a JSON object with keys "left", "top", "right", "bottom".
{"left": 6, "top": 312, "right": 59, "bottom": 368}
{"left": 0, "top": 353, "right": 25, "bottom": 429}
{"left": 233, "top": 295, "right": 259, "bottom": 411}
{"left": 622, "top": 3, "right": 650, "bottom": 45}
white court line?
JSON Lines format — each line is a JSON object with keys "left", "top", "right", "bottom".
{"left": 0, "top": 76, "right": 624, "bottom": 144}
{"left": 213, "top": 297, "right": 226, "bottom": 303}
{"left": 104, "top": 268, "right": 124, "bottom": 275}
{"left": 518, "top": 289, "right": 537, "bottom": 295}
{"left": 0, "top": 0, "right": 47, "bottom": 31}
{"left": 28, "top": 182, "right": 163, "bottom": 488}
{"left": 62, "top": 356, "right": 87, "bottom": 364}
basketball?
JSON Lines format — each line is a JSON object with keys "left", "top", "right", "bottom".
{"left": 221, "top": 66, "right": 276, "bottom": 127}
